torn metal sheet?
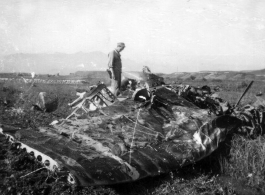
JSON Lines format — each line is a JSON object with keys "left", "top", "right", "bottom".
{"left": 0, "top": 86, "right": 242, "bottom": 186}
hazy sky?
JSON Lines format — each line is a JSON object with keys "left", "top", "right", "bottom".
{"left": 0, "top": 0, "right": 265, "bottom": 73}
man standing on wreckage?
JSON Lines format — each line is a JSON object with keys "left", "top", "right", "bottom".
{"left": 107, "top": 42, "right": 126, "bottom": 96}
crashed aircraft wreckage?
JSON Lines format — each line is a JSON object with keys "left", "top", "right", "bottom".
{"left": 0, "top": 67, "right": 264, "bottom": 186}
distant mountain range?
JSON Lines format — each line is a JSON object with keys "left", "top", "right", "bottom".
{"left": 0, "top": 52, "right": 264, "bottom": 82}
{"left": 0, "top": 51, "right": 144, "bottom": 75}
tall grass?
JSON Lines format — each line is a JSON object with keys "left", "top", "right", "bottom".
{"left": 221, "top": 135, "right": 265, "bottom": 191}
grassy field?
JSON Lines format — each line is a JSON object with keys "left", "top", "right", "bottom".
{"left": 0, "top": 78, "right": 265, "bottom": 195}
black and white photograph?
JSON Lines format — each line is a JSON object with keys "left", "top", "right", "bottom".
{"left": 0, "top": 0, "right": 265, "bottom": 194}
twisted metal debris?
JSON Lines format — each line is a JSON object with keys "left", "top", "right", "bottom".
{"left": 0, "top": 69, "right": 265, "bottom": 186}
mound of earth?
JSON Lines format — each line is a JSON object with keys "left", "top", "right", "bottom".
{"left": 204, "top": 73, "right": 218, "bottom": 80}
{"left": 180, "top": 73, "right": 193, "bottom": 80}
{"left": 194, "top": 74, "right": 207, "bottom": 81}
{"left": 215, "top": 74, "right": 227, "bottom": 80}
{"left": 230, "top": 73, "right": 255, "bottom": 80}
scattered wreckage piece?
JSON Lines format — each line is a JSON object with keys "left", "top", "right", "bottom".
{"left": 142, "top": 66, "right": 165, "bottom": 88}
{"left": 31, "top": 92, "right": 59, "bottom": 113}
{"left": 174, "top": 81, "right": 265, "bottom": 137}
{"left": 0, "top": 125, "right": 75, "bottom": 184}
{"left": 0, "top": 84, "right": 243, "bottom": 186}
{"left": 175, "top": 84, "right": 232, "bottom": 115}
{"left": 65, "top": 84, "right": 115, "bottom": 120}
{"left": 234, "top": 103, "right": 265, "bottom": 137}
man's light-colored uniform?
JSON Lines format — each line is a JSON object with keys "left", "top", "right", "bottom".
{"left": 108, "top": 43, "right": 124, "bottom": 96}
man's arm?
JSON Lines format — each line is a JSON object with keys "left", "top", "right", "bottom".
{"left": 108, "top": 51, "right": 115, "bottom": 68}
{"left": 108, "top": 51, "right": 115, "bottom": 79}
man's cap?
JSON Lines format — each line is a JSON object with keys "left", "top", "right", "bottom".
{"left": 117, "top": 42, "right": 125, "bottom": 47}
